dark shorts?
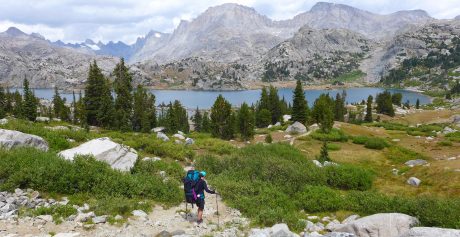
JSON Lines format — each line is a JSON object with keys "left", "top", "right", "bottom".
{"left": 196, "top": 198, "right": 205, "bottom": 210}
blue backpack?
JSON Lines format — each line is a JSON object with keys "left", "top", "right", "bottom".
{"left": 183, "top": 170, "right": 200, "bottom": 203}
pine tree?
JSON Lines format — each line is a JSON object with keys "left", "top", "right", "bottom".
{"left": 22, "top": 78, "right": 37, "bottom": 121}
{"left": 365, "top": 95, "right": 373, "bottom": 122}
{"left": 113, "top": 58, "right": 133, "bottom": 131}
{"left": 391, "top": 93, "right": 403, "bottom": 106}
{"left": 201, "top": 111, "right": 211, "bottom": 133}
{"left": 5, "top": 87, "right": 13, "bottom": 114}
{"left": 317, "top": 141, "right": 331, "bottom": 164}
{"left": 334, "top": 93, "right": 345, "bottom": 122}
{"left": 416, "top": 98, "right": 420, "bottom": 109}
{"left": 291, "top": 80, "right": 309, "bottom": 124}
{"left": 97, "top": 78, "right": 115, "bottom": 129}
{"left": 12, "top": 91, "right": 23, "bottom": 118}
{"left": 376, "top": 91, "right": 395, "bottom": 117}
{"left": 84, "top": 61, "right": 106, "bottom": 126}
{"left": 0, "top": 86, "right": 6, "bottom": 119}
{"left": 312, "top": 94, "right": 334, "bottom": 133}
{"left": 268, "top": 86, "right": 282, "bottom": 124}
{"left": 132, "top": 85, "right": 155, "bottom": 132}
{"left": 256, "top": 87, "right": 271, "bottom": 127}
{"left": 237, "top": 102, "right": 255, "bottom": 141}
{"left": 210, "top": 95, "right": 234, "bottom": 140}
{"left": 192, "top": 107, "right": 203, "bottom": 132}
{"left": 164, "top": 100, "right": 189, "bottom": 133}
{"left": 52, "top": 87, "right": 70, "bottom": 121}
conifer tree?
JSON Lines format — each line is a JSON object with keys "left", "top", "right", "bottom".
{"left": 5, "top": 87, "right": 13, "bottom": 114}
{"left": 256, "top": 87, "right": 271, "bottom": 127}
{"left": 210, "top": 95, "right": 234, "bottom": 139}
{"left": 268, "top": 86, "right": 282, "bottom": 124}
{"left": 132, "top": 85, "right": 156, "bottom": 132}
{"left": 365, "top": 95, "right": 373, "bottom": 122}
{"left": 312, "top": 94, "right": 334, "bottom": 133}
{"left": 12, "top": 91, "right": 23, "bottom": 118}
{"left": 391, "top": 93, "right": 402, "bottom": 106}
{"left": 0, "top": 86, "right": 6, "bottom": 119}
{"left": 84, "top": 61, "right": 106, "bottom": 126}
{"left": 201, "top": 111, "right": 211, "bottom": 133}
{"left": 317, "top": 141, "right": 331, "bottom": 164}
{"left": 52, "top": 87, "right": 70, "bottom": 121}
{"left": 376, "top": 91, "right": 395, "bottom": 117}
{"left": 113, "top": 58, "right": 133, "bottom": 131}
{"left": 334, "top": 93, "right": 346, "bottom": 122}
{"left": 291, "top": 80, "right": 309, "bottom": 124}
{"left": 22, "top": 78, "right": 37, "bottom": 121}
{"left": 416, "top": 99, "right": 420, "bottom": 109}
{"left": 96, "top": 78, "right": 115, "bottom": 128}
{"left": 192, "top": 107, "right": 203, "bottom": 132}
{"left": 237, "top": 102, "right": 255, "bottom": 141}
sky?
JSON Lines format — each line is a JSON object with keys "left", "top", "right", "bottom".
{"left": 0, "top": 0, "right": 459, "bottom": 44}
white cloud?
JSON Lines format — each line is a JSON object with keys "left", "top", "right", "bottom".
{"left": 0, "top": 0, "right": 459, "bottom": 44}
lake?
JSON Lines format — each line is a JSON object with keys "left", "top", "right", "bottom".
{"left": 21, "top": 87, "right": 431, "bottom": 109}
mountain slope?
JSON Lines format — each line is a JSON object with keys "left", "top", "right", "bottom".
{"left": 0, "top": 27, "right": 118, "bottom": 88}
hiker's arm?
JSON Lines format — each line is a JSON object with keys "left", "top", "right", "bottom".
{"left": 204, "top": 182, "right": 215, "bottom": 194}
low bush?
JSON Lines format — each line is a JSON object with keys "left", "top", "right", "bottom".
{"left": 326, "top": 143, "right": 341, "bottom": 151}
{"left": 363, "top": 137, "right": 389, "bottom": 150}
{"left": 365, "top": 122, "right": 445, "bottom": 137}
{"left": 32, "top": 204, "right": 77, "bottom": 223}
{"left": 437, "top": 140, "right": 453, "bottom": 146}
{"left": 0, "top": 148, "right": 182, "bottom": 206}
{"left": 352, "top": 136, "right": 369, "bottom": 144}
{"left": 446, "top": 132, "right": 460, "bottom": 142}
{"left": 310, "top": 129, "right": 348, "bottom": 142}
{"left": 385, "top": 146, "right": 426, "bottom": 163}
{"left": 195, "top": 138, "right": 237, "bottom": 155}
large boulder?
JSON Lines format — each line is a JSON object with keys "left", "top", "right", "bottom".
{"left": 400, "top": 227, "right": 460, "bottom": 237}
{"left": 249, "top": 223, "right": 299, "bottom": 237}
{"left": 283, "top": 115, "right": 292, "bottom": 122}
{"left": 285, "top": 122, "right": 307, "bottom": 134}
{"left": 331, "top": 213, "right": 419, "bottom": 237}
{"left": 452, "top": 115, "right": 460, "bottom": 124}
{"left": 58, "top": 137, "right": 138, "bottom": 172}
{"left": 0, "top": 129, "right": 49, "bottom": 151}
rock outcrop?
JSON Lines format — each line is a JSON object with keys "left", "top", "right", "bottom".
{"left": 330, "top": 213, "right": 419, "bottom": 237}
{"left": 400, "top": 227, "right": 460, "bottom": 237}
{"left": 0, "top": 129, "right": 49, "bottom": 151}
{"left": 58, "top": 137, "right": 138, "bottom": 171}
{"left": 285, "top": 122, "right": 307, "bottom": 134}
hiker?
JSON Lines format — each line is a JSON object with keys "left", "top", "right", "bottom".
{"left": 194, "top": 171, "right": 215, "bottom": 224}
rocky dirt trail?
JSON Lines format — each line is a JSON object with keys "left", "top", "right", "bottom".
{"left": 0, "top": 189, "right": 248, "bottom": 237}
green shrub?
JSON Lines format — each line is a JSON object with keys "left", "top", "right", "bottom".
{"left": 437, "top": 140, "right": 453, "bottom": 146}
{"left": 0, "top": 148, "right": 182, "bottom": 205}
{"left": 446, "top": 132, "right": 460, "bottom": 142}
{"left": 310, "top": 129, "right": 348, "bottom": 142}
{"left": 195, "top": 138, "right": 237, "bottom": 155}
{"left": 295, "top": 185, "right": 343, "bottom": 212}
{"left": 352, "top": 136, "right": 369, "bottom": 144}
{"left": 324, "top": 165, "right": 374, "bottom": 191}
{"left": 326, "top": 143, "right": 341, "bottom": 151}
{"left": 385, "top": 146, "right": 426, "bottom": 163}
{"left": 33, "top": 205, "right": 77, "bottom": 223}
{"left": 265, "top": 134, "right": 273, "bottom": 143}
{"left": 364, "top": 137, "right": 389, "bottom": 150}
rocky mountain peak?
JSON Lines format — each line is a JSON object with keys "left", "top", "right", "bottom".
{"left": 4, "top": 27, "right": 27, "bottom": 37}
{"left": 310, "top": 2, "right": 364, "bottom": 13}
{"left": 390, "top": 9, "right": 431, "bottom": 20}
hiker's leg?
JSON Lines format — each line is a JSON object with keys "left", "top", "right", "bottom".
{"left": 197, "top": 208, "right": 203, "bottom": 221}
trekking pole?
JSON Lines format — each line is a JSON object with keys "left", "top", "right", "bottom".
{"left": 216, "top": 193, "right": 220, "bottom": 229}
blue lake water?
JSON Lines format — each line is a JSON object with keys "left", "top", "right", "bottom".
{"left": 21, "top": 87, "right": 431, "bottom": 109}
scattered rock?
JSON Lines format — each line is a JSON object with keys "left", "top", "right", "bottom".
{"left": 312, "top": 160, "right": 323, "bottom": 167}
{"left": 331, "top": 213, "right": 419, "bottom": 237}
{"left": 407, "top": 177, "right": 421, "bottom": 187}
{"left": 157, "top": 230, "right": 172, "bottom": 237}
{"left": 58, "top": 137, "right": 138, "bottom": 172}
{"left": 170, "top": 230, "right": 186, "bottom": 236}
{"left": 308, "top": 123, "right": 320, "bottom": 132}
{"left": 185, "top": 137, "right": 194, "bottom": 145}
{"left": 173, "top": 134, "right": 186, "bottom": 140}
{"left": 92, "top": 215, "right": 107, "bottom": 224}
{"left": 175, "top": 140, "right": 183, "bottom": 145}
{"left": 405, "top": 159, "right": 428, "bottom": 167}
{"left": 152, "top": 127, "right": 166, "bottom": 133}
{"left": 75, "top": 212, "right": 95, "bottom": 223}
{"left": 443, "top": 127, "right": 457, "bottom": 134}
{"left": 0, "top": 118, "right": 8, "bottom": 125}
{"left": 0, "top": 129, "right": 49, "bottom": 151}
{"left": 285, "top": 122, "right": 307, "bottom": 134}
{"left": 392, "top": 168, "right": 399, "bottom": 175}
{"left": 271, "top": 223, "right": 298, "bottom": 237}
{"left": 400, "top": 227, "right": 460, "bottom": 237}
{"left": 35, "top": 117, "right": 50, "bottom": 122}
{"left": 132, "top": 210, "right": 148, "bottom": 218}
{"left": 392, "top": 139, "right": 400, "bottom": 142}
{"left": 54, "top": 233, "right": 81, "bottom": 237}
{"left": 283, "top": 115, "right": 292, "bottom": 122}
{"left": 157, "top": 132, "right": 170, "bottom": 142}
